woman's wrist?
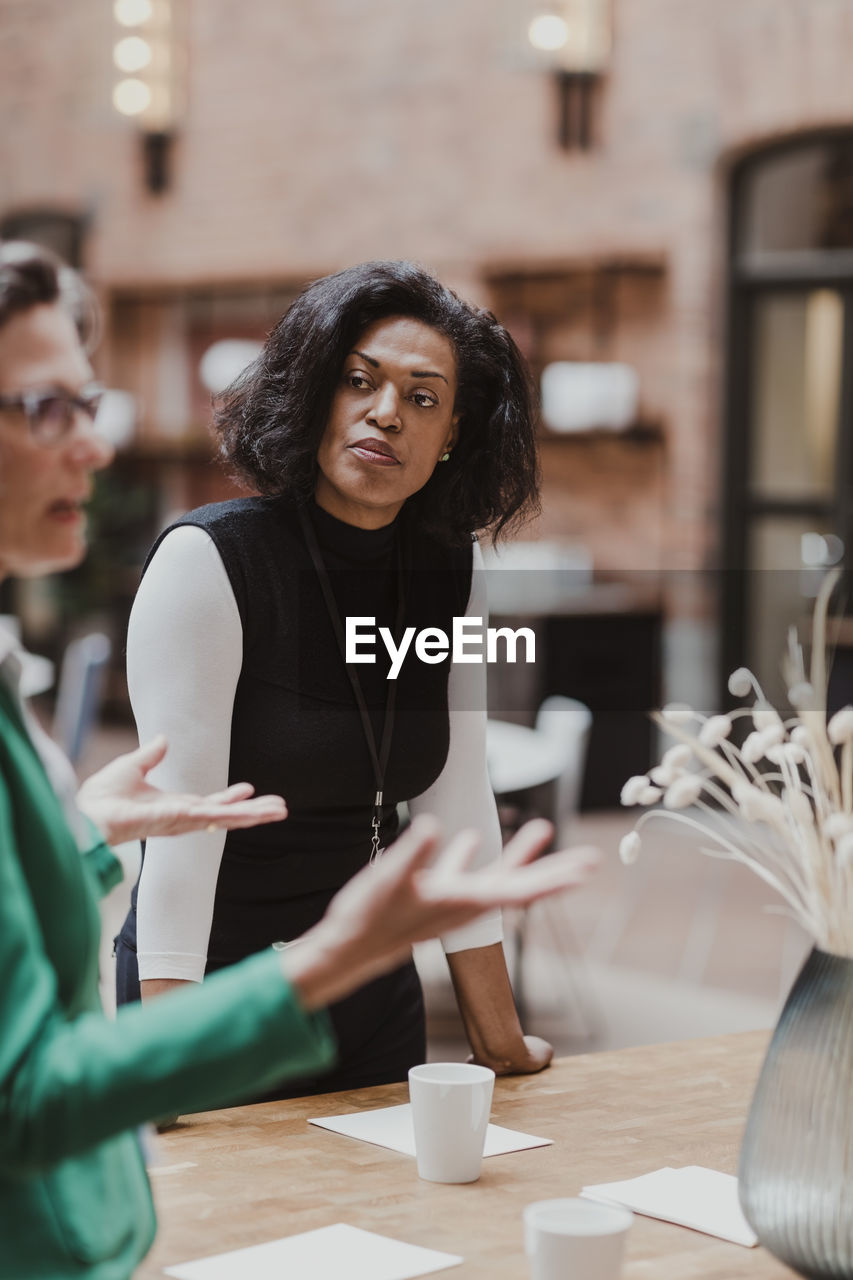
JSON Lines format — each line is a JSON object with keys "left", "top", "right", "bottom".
{"left": 463, "top": 1020, "right": 528, "bottom": 1070}
{"left": 469, "top": 1033, "right": 553, "bottom": 1075}
{"left": 278, "top": 931, "right": 331, "bottom": 1011}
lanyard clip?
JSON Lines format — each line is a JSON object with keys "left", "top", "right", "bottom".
{"left": 370, "top": 792, "right": 384, "bottom": 865}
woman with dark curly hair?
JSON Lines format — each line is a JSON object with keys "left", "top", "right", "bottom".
{"left": 0, "top": 241, "right": 598, "bottom": 1278}
{"left": 117, "top": 259, "right": 552, "bottom": 1098}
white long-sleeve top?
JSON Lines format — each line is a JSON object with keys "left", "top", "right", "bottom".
{"left": 127, "top": 525, "right": 503, "bottom": 982}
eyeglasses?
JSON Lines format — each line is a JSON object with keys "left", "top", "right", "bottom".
{"left": 0, "top": 383, "right": 106, "bottom": 446}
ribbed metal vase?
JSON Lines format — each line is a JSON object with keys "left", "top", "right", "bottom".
{"left": 738, "top": 948, "right": 853, "bottom": 1279}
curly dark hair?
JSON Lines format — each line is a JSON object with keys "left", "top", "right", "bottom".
{"left": 214, "top": 260, "right": 540, "bottom": 544}
{"left": 0, "top": 240, "right": 98, "bottom": 349}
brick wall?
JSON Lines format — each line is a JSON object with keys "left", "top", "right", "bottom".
{"left": 3, "top": 0, "right": 853, "bottom": 583}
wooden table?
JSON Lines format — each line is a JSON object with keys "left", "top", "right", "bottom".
{"left": 138, "top": 1031, "right": 797, "bottom": 1279}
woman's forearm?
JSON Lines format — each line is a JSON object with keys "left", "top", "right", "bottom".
{"left": 445, "top": 942, "right": 552, "bottom": 1074}
{"left": 140, "top": 978, "right": 192, "bottom": 1000}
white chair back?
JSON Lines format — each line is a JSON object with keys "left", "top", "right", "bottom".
{"left": 534, "top": 695, "right": 592, "bottom": 842}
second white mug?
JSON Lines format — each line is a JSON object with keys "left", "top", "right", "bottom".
{"left": 408, "top": 1062, "right": 495, "bottom": 1183}
{"left": 523, "top": 1197, "right": 633, "bottom": 1280}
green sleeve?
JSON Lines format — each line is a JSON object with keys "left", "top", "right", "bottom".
{"left": 0, "top": 781, "right": 336, "bottom": 1176}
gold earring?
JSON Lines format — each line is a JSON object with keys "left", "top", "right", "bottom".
{"left": 440, "top": 451, "right": 451, "bottom": 462}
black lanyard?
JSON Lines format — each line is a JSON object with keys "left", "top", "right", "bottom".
{"left": 298, "top": 505, "right": 406, "bottom": 863}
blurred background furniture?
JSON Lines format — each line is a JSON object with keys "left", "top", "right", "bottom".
{"left": 542, "top": 602, "right": 661, "bottom": 808}
{"left": 52, "top": 631, "right": 112, "bottom": 767}
{"left": 486, "top": 580, "right": 662, "bottom": 808}
{"left": 486, "top": 715, "right": 565, "bottom": 827}
{"left": 486, "top": 695, "right": 592, "bottom": 841}
{"left": 0, "top": 614, "right": 55, "bottom": 697}
{"left": 487, "top": 696, "right": 599, "bottom": 1040}
{"left": 533, "top": 695, "right": 593, "bottom": 843}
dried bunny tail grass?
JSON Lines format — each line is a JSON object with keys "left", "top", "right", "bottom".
{"left": 654, "top": 709, "right": 784, "bottom": 802}
{"left": 650, "top": 712, "right": 752, "bottom": 793}
{"left": 787, "top": 682, "right": 815, "bottom": 709}
{"left": 619, "top": 832, "right": 641, "bottom": 864}
{"left": 742, "top": 726, "right": 784, "bottom": 763}
{"left": 828, "top": 708, "right": 853, "bottom": 744}
{"left": 783, "top": 624, "right": 807, "bottom": 693}
{"left": 620, "top": 775, "right": 651, "bottom": 806}
{"left": 621, "top": 571, "right": 853, "bottom": 956}
{"left": 824, "top": 813, "right": 853, "bottom": 839}
{"left": 619, "top": 775, "right": 662, "bottom": 806}
{"left": 663, "top": 775, "right": 704, "bottom": 808}
{"left": 631, "top": 797, "right": 812, "bottom": 907}
{"left": 827, "top": 709, "right": 853, "bottom": 813}
{"left": 810, "top": 568, "right": 842, "bottom": 710}
{"left": 652, "top": 714, "right": 827, "bottom": 889}
{"left": 802, "top": 568, "right": 844, "bottom": 806}
{"left": 665, "top": 743, "right": 694, "bottom": 766}
{"left": 729, "top": 667, "right": 758, "bottom": 699}
{"left": 699, "top": 715, "right": 732, "bottom": 747}
{"left": 694, "top": 844, "right": 825, "bottom": 941}
{"left": 836, "top": 833, "right": 853, "bottom": 863}
{"left": 630, "top": 803, "right": 817, "bottom": 927}
{"left": 650, "top": 744, "right": 694, "bottom": 787}
{"left": 660, "top": 703, "right": 696, "bottom": 725}
{"left": 753, "top": 704, "right": 785, "bottom": 733}
{"left": 627, "top": 786, "right": 835, "bottom": 946}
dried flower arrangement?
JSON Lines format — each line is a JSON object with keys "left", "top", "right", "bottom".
{"left": 619, "top": 570, "right": 853, "bottom": 959}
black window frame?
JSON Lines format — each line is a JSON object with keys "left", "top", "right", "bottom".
{"left": 721, "top": 129, "right": 853, "bottom": 703}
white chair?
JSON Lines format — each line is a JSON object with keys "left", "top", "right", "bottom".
{"left": 52, "top": 631, "right": 112, "bottom": 766}
{"left": 511, "top": 695, "right": 599, "bottom": 1044}
{"left": 488, "top": 696, "right": 592, "bottom": 843}
{"left": 534, "top": 695, "right": 593, "bottom": 845}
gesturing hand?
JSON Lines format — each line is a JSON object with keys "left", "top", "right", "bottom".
{"left": 76, "top": 735, "right": 287, "bottom": 846}
{"left": 285, "top": 816, "right": 599, "bottom": 1011}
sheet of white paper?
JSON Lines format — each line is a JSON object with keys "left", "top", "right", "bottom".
{"left": 308, "top": 1102, "right": 552, "bottom": 1157}
{"left": 581, "top": 1165, "right": 758, "bottom": 1248}
{"left": 164, "top": 1222, "right": 463, "bottom": 1280}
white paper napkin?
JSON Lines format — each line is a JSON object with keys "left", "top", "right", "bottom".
{"left": 163, "top": 1222, "right": 463, "bottom": 1280}
{"left": 581, "top": 1166, "right": 758, "bottom": 1247}
{"left": 308, "top": 1102, "right": 552, "bottom": 1157}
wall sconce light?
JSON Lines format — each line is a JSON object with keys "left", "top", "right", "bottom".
{"left": 522, "top": 1, "right": 612, "bottom": 150}
{"left": 541, "top": 361, "right": 638, "bottom": 432}
{"left": 199, "top": 341, "right": 264, "bottom": 395}
{"left": 111, "top": 0, "right": 184, "bottom": 194}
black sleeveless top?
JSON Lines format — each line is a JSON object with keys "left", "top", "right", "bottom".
{"left": 136, "top": 495, "right": 473, "bottom": 969}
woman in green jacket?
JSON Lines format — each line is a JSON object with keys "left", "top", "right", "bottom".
{"left": 0, "top": 240, "right": 595, "bottom": 1279}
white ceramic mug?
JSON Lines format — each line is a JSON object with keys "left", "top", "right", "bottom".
{"left": 523, "top": 1198, "right": 633, "bottom": 1280}
{"left": 408, "top": 1062, "right": 495, "bottom": 1183}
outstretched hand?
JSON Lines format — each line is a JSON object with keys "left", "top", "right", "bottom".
{"left": 76, "top": 735, "right": 287, "bottom": 846}
{"left": 285, "top": 816, "right": 599, "bottom": 1010}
